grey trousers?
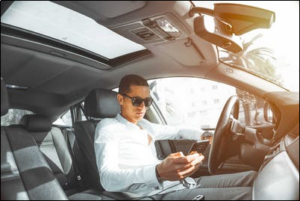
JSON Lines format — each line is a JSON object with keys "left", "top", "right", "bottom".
{"left": 152, "top": 171, "right": 257, "bottom": 200}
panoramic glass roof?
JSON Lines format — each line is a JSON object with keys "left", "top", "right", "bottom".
{"left": 1, "top": 1, "right": 146, "bottom": 59}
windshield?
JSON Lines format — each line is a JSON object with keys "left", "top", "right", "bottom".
{"left": 193, "top": 1, "right": 299, "bottom": 91}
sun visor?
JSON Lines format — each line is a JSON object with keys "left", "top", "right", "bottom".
{"left": 156, "top": 38, "right": 205, "bottom": 67}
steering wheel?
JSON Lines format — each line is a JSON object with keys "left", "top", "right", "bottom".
{"left": 208, "top": 95, "right": 239, "bottom": 174}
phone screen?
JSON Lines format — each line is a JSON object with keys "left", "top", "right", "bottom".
{"left": 189, "top": 140, "right": 210, "bottom": 154}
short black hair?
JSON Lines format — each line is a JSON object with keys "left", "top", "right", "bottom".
{"left": 119, "top": 74, "right": 149, "bottom": 94}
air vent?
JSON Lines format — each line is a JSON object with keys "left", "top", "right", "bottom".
{"left": 265, "top": 142, "right": 281, "bottom": 160}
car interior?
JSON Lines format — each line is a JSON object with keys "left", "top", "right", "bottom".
{"left": 1, "top": 1, "right": 299, "bottom": 200}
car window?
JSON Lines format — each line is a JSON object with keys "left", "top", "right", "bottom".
{"left": 149, "top": 77, "right": 270, "bottom": 129}
{"left": 149, "top": 78, "right": 236, "bottom": 129}
{"left": 53, "top": 110, "right": 72, "bottom": 127}
{"left": 1, "top": 109, "right": 33, "bottom": 126}
{"left": 236, "top": 89, "right": 270, "bottom": 126}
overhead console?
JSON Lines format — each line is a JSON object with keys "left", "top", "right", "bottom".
{"left": 112, "top": 13, "right": 189, "bottom": 44}
{"left": 112, "top": 13, "right": 207, "bottom": 67}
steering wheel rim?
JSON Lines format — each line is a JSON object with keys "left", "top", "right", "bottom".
{"left": 208, "top": 95, "right": 239, "bottom": 174}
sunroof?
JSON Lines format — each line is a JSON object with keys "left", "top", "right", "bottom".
{"left": 1, "top": 1, "right": 146, "bottom": 59}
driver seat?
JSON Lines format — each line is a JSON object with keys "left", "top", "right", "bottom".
{"left": 74, "top": 88, "right": 120, "bottom": 190}
{"left": 74, "top": 89, "right": 140, "bottom": 199}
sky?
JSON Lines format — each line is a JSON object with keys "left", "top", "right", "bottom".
{"left": 193, "top": 1, "right": 299, "bottom": 91}
{"left": 258, "top": 1, "right": 299, "bottom": 91}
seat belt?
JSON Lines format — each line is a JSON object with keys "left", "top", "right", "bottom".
{"left": 65, "top": 129, "right": 85, "bottom": 190}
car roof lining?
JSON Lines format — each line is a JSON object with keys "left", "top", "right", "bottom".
{"left": 0, "top": 1, "right": 287, "bottom": 120}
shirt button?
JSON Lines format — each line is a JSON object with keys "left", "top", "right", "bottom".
{"left": 155, "top": 186, "right": 160, "bottom": 190}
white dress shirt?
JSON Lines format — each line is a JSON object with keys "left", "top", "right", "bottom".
{"left": 94, "top": 113, "right": 204, "bottom": 196}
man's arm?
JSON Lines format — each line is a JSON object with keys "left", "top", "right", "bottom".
{"left": 140, "top": 119, "right": 205, "bottom": 140}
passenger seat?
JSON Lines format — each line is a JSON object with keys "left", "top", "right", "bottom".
{"left": 20, "top": 115, "right": 80, "bottom": 195}
{"left": 20, "top": 113, "right": 140, "bottom": 200}
{"left": 1, "top": 78, "right": 68, "bottom": 200}
{"left": 19, "top": 114, "right": 114, "bottom": 200}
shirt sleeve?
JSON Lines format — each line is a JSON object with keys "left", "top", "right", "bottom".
{"left": 141, "top": 119, "right": 205, "bottom": 140}
{"left": 94, "top": 119, "right": 161, "bottom": 192}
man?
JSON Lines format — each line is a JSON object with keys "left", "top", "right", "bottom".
{"left": 94, "top": 74, "right": 256, "bottom": 200}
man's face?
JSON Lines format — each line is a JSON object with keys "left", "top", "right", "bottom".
{"left": 117, "top": 85, "right": 150, "bottom": 124}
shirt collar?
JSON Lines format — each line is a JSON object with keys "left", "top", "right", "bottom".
{"left": 116, "top": 113, "right": 141, "bottom": 129}
{"left": 116, "top": 113, "right": 127, "bottom": 124}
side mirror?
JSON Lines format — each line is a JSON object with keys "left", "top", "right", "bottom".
{"left": 263, "top": 102, "right": 274, "bottom": 123}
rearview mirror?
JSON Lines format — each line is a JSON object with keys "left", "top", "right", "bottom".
{"left": 192, "top": 3, "right": 275, "bottom": 53}
{"left": 194, "top": 15, "right": 243, "bottom": 53}
{"left": 213, "top": 3, "right": 275, "bottom": 35}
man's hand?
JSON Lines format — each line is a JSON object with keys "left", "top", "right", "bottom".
{"left": 156, "top": 152, "right": 205, "bottom": 181}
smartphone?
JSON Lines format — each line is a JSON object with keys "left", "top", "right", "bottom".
{"left": 189, "top": 140, "right": 210, "bottom": 154}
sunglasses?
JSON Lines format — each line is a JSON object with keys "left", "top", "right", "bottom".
{"left": 121, "top": 93, "right": 153, "bottom": 107}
